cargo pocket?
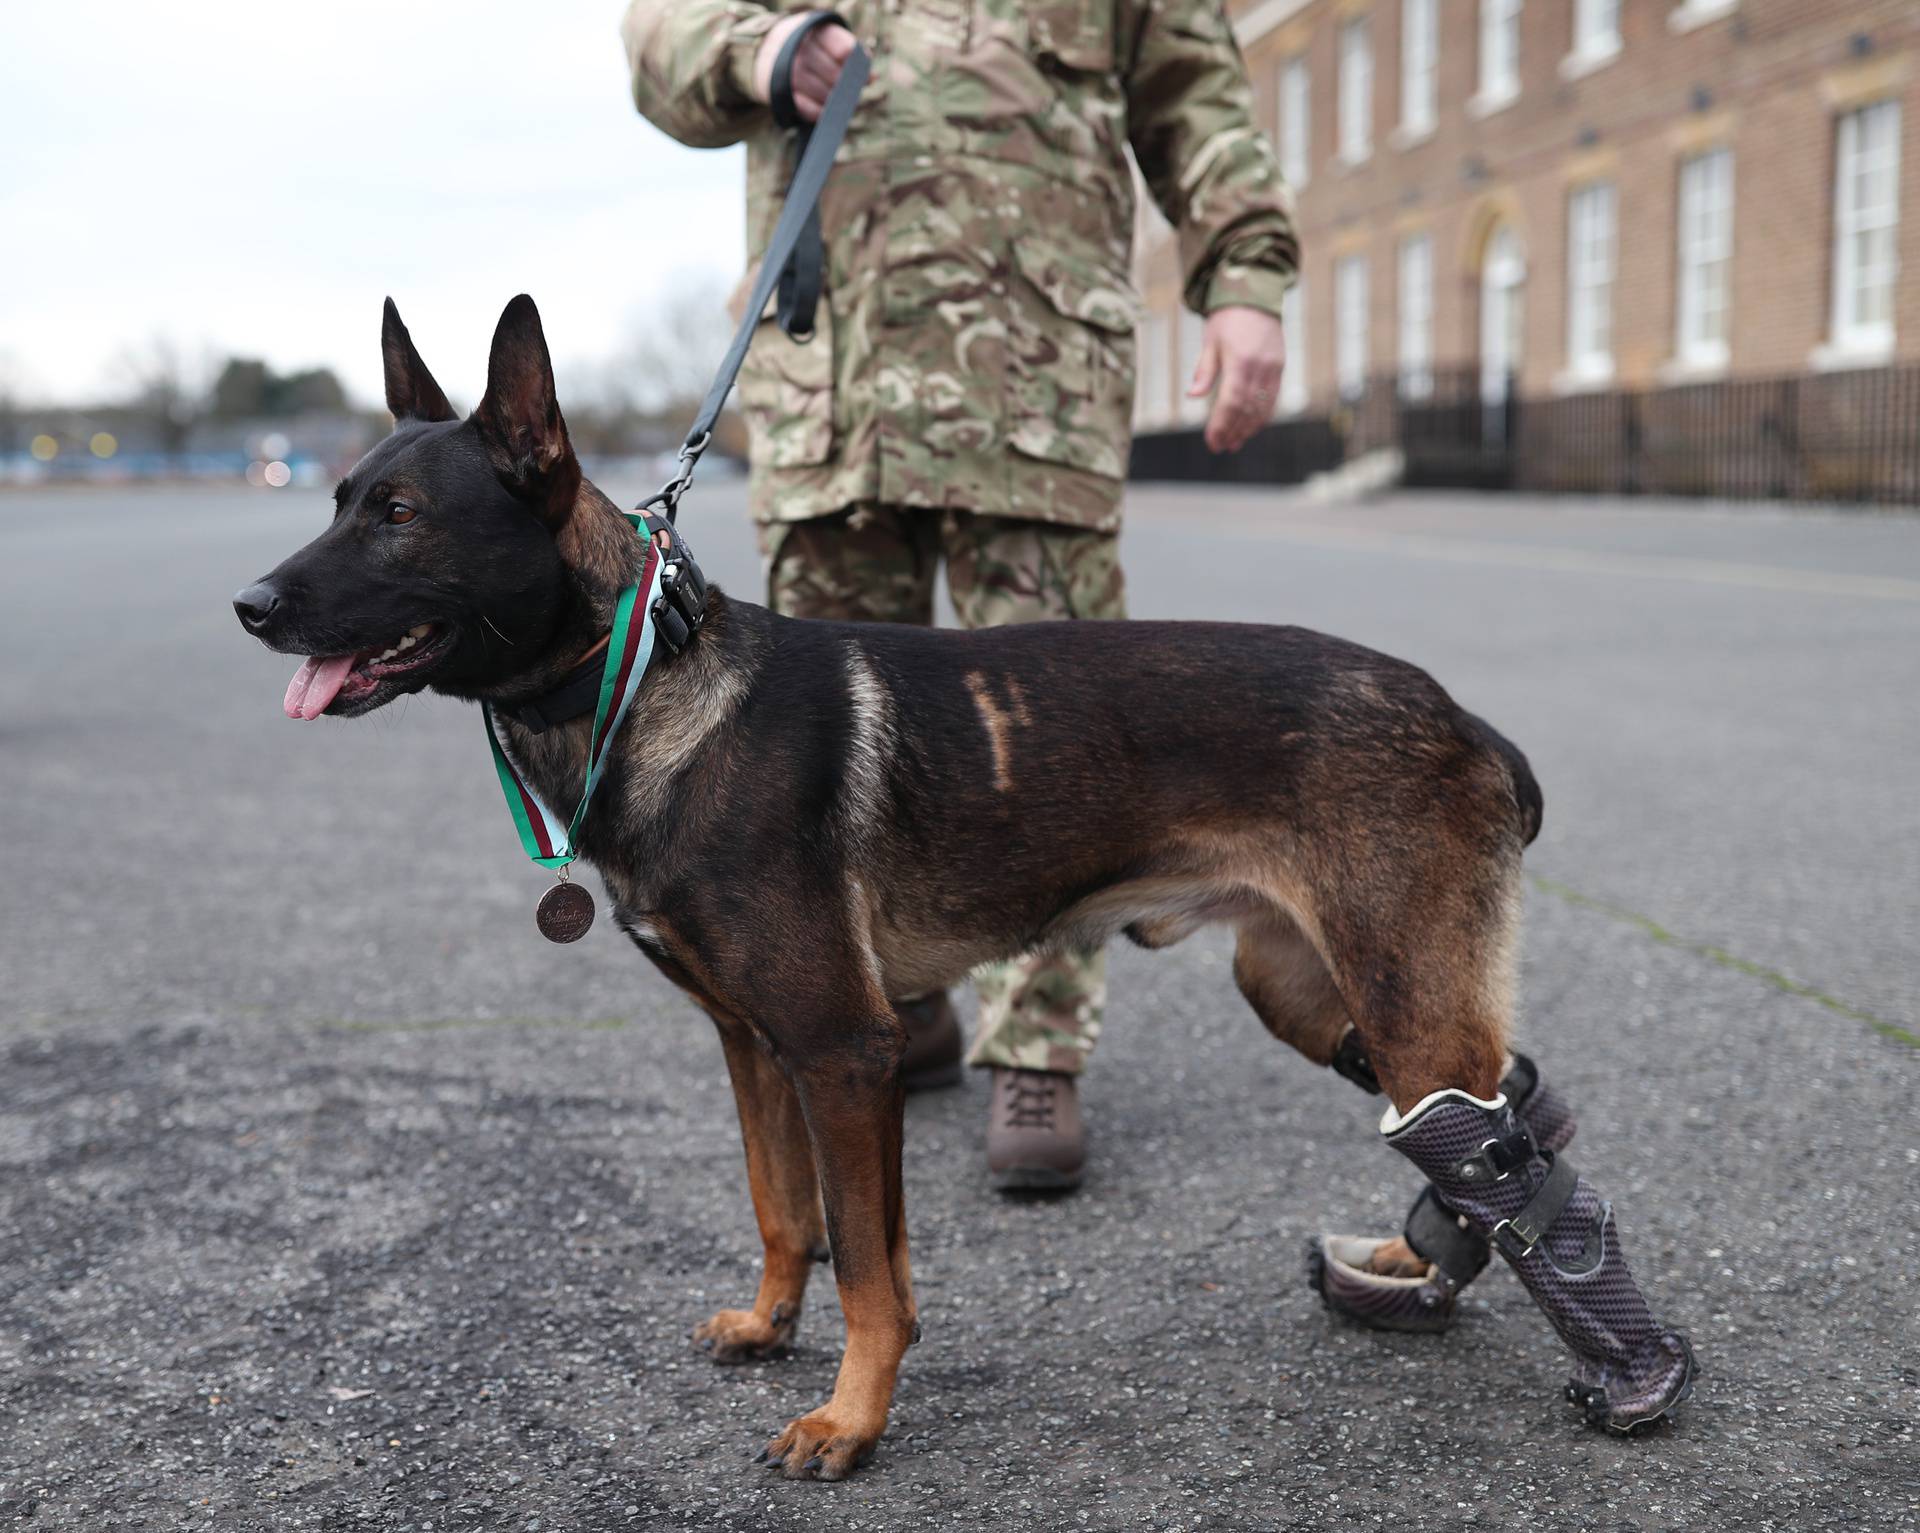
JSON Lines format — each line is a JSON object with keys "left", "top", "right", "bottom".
{"left": 730, "top": 273, "right": 835, "bottom": 469}
{"left": 1006, "top": 234, "right": 1140, "bottom": 480}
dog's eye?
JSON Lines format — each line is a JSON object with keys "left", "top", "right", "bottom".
{"left": 387, "top": 502, "right": 418, "bottom": 525}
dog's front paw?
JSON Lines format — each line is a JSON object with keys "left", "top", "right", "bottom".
{"left": 754, "top": 1406, "right": 882, "bottom": 1482}
{"left": 694, "top": 1303, "right": 798, "bottom": 1363}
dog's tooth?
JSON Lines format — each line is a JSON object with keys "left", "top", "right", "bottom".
{"left": 409, "top": 623, "right": 432, "bottom": 639}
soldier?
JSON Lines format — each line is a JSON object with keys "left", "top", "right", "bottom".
{"left": 622, "top": 0, "right": 1297, "bottom": 1190}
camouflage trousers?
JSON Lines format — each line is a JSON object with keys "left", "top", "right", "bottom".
{"left": 761, "top": 503, "right": 1125, "bottom": 1076}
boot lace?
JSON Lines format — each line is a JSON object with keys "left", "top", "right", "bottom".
{"left": 1004, "top": 1073, "right": 1056, "bottom": 1130}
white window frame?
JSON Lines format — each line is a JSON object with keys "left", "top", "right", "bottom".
{"left": 1564, "top": 181, "right": 1617, "bottom": 386}
{"left": 1827, "top": 99, "right": 1901, "bottom": 363}
{"left": 1278, "top": 55, "right": 1311, "bottom": 189}
{"left": 1472, "top": 0, "right": 1522, "bottom": 117}
{"left": 1675, "top": 148, "right": 1734, "bottom": 374}
{"left": 1336, "top": 255, "right": 1370, "bottom": 401}
{"left": 1669, "top": 0, "right": 1737, "bottom": 35}
{"left": 1563, "top": 0, "right": 1620, "bottom": 79}
{"left": 1398, "top": 234, "right": 1433, "bottom": 399}
{"left": 1280, "top": 282, "right": 1308, "bottom": 416}
{"left": 1399, "top": 0, "right": 1438, "bottom": 142}
{"left": 1338, "top": 19, "right": 1373, "bottom": 165}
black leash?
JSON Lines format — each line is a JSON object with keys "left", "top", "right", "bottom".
{"left": 639, "top": 11, "right": 868, "bottom": 528}
{"left": 502, "top": 12, "right": 866, "bottom": 724}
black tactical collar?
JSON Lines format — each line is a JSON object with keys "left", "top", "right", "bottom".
{"left": 503, "top": 647, "right": 608, "bottom": 735}
{"left": 503, "top": 511, "right": 708, "bottom": 736}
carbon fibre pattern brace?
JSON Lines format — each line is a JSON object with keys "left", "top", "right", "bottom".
{"left": 1310, "top": 1052, "right": 1575, "bottom": 1334}
{"left": 1384, "top": 1091, "right": 1695, "bottom": 1435}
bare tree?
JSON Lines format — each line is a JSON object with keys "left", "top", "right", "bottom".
{"left": 114, "top": 335, "right": 213, "bottom": 455}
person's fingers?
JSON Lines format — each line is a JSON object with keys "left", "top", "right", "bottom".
{"left": 816, "top": 24, "right": 858, "bottom": 61}
{"left": 1206, "top": 357, "right": 1279, "bottom": 452}
{"left": 788, "top": 66, "right": 830, "bottom": 108}
{"left": 794, "top": 45, "right": 839, "bottom": 94}
{"left": 1187, "top": 335, "right": 1221, "bottom": 399}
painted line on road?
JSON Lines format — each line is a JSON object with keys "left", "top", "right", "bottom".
{"left": 1531, "top": 874, "right": 1918, "bottom": 1048}
{"left": 1244, "top": 524, "right": 1920, "bottom": 603}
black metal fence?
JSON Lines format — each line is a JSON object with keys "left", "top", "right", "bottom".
{"left": 1129, "top": 362, "right": 1920, "bottom": 506}
{"left": 1128, "top": 413, "right": 1346, "bottom": 485}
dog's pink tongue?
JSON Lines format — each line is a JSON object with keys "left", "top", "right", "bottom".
{"left": 283, "top": 654, "right": 356, "bottom": 721}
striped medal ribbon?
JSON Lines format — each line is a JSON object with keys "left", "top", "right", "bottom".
{"left": 480, "top": 522, "right": 662, "bottom": 943}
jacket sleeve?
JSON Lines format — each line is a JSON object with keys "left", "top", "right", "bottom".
{"left": 620, "top": 0, "right": 785, "bottom": 148}
{"left": 1124, "top": 0, "right": 1300, "bottom": 319}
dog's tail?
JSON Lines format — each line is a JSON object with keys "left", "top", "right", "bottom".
{"left": 1463, "top": 712, "right": 1544, "bottom": 848}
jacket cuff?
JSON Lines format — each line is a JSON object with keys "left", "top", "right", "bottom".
{"left": 1200, "top": 260, "right": 1296, "bottom": 321}
{"left": 724, "top": 10, "right": 787, "bottom": 112}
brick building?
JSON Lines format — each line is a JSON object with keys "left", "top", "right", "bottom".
{"left": 1132, "top": 0, "right": 1920, "bottom": 432}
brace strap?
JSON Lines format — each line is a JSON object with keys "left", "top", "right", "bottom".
{"left": 1490, "top": 1152, "right": 1580, "bottom": 1262}
{"left": 1501, "top": 1052, "right": 1541, "bottom": 1112}
{"left": 1403, "top": 1186, "right": 1490, "bottom": 1283}
{"left": 1454, "top": 1116, "right": 1537, "bottom": 1185}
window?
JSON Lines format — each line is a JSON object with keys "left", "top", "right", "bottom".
{"left": 1566, "top": 182, "right": 1617, "bottom": 382}
{"left": 1134, "top": 312, "right": 1173, "bottom": 428}
{"left": 1477, "top": 0, "right": 1522, "bottom": 111}
{"left": 1573, "top": 0, "right": 1619, "bottom": 60}
{"left": 1280, "top": 282, "right": 1308, "bottom": 415}
{"left": 1831, "top": 100, "right": 1902, "bottom": 357}
{"left": 1676, "top": 149, "right": 1734, "bottom": 370}
{"left": 1336, "top": 255, "right": 1370, "bottom": 400}
{"left": 1178, "top": 308, "right": 1208, "bottom": 424}
{"left": 1401, "top": 0, "right": 1438, "bottom": 139}
{"left": 1278, "top": 55, "right": 1310, "bottom": 188}
{"left": 1339, "top": 19, "right": 1373, "bottom": 164}
{"left": 1398, "top": 235, "right": 1433, "bottom": 398}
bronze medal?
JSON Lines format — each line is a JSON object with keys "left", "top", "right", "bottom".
{"left": 535, "top": 879, "right": 596, "bottom": 944}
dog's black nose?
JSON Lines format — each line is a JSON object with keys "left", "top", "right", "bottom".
{"left": 233, "top": 581, "right": 283, "bottom": 633}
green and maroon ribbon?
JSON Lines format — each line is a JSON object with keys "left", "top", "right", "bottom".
{"left": 481, "top": 521, "right": 661, "bottom": 871}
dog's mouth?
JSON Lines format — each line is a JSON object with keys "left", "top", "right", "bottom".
{"left": 283, "top": 622, "right": 453, "bottom": 720}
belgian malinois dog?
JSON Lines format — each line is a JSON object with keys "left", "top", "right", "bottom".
{"left": 234, "top": 296, "right": 1691, "bottom": 1480}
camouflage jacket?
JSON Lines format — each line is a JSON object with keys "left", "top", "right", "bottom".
{"left": 621, "top": 0, "right": 1298, "bottom": 530}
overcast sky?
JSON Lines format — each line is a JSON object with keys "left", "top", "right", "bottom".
{"left": 1, "top": 0, "right": 746, "bottom": 407}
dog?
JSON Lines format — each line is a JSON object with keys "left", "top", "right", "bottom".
{"left": 233, "top": 295, "right": 1692, "bottom": 1479}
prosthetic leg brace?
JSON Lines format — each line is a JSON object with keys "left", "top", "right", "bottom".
{"left": 1383, "top": 1089, "right": 1695, "bottom": 1434}
{"left": 1310, "top": 1046, "right": 1573, "bottom": 1333}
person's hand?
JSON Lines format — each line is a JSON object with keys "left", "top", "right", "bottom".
{"left": 752, "top": 15, "right": 857, "bottom": 121}
{"left": 1187, "top": 306, "right": 1288, "bottom": 454}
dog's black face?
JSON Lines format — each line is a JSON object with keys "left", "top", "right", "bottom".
{"left": 235, "top": 296, "right": 583, "bottom": 719}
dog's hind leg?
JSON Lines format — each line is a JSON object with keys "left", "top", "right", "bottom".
{"left": 695, "top": 1019, "right": 828, "bottom": 1362}
{"left": 758, "top": 1005, "right": 916, "bottom": 1482}
{"left": 1314, "top": 853, "right": 1695, "bottom": 1433}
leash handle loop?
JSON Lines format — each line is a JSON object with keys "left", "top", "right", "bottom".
{"left": 640, "top": 16, "right": 869, "bottom": 525}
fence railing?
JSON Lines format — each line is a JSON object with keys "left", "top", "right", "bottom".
{"left": 1129, "top": 362, "right": 1920, "bottom": 506}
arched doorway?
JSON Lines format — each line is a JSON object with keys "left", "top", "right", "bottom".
{"left": 1479, "top": 223, "right": 1526, "bottom": 412}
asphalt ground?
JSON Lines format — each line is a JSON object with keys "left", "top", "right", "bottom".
{"left": 2, "top": 479, "right": 1916, "bottom": 1532}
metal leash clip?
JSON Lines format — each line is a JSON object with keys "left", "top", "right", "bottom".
{"left": 638, "top": 430, "right": 711, "bottom": 526}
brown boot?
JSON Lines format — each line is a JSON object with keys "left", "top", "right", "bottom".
{"left": 896, "top": 991, "right": 963, "bottom": 1092}
{"left": 985, "top": 1068, "right": 1084, "bottom": 1191}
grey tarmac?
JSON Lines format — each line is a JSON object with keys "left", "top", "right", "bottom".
{"left": 1, "top": 481, "right": 1915, "bottom": 1532}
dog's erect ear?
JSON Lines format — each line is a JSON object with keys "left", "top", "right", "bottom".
{"left": 381, "top": 298, "right": 457, "bottom": 423}
{"left": 473, "top": 293, "right": 579, "bottom": 523}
